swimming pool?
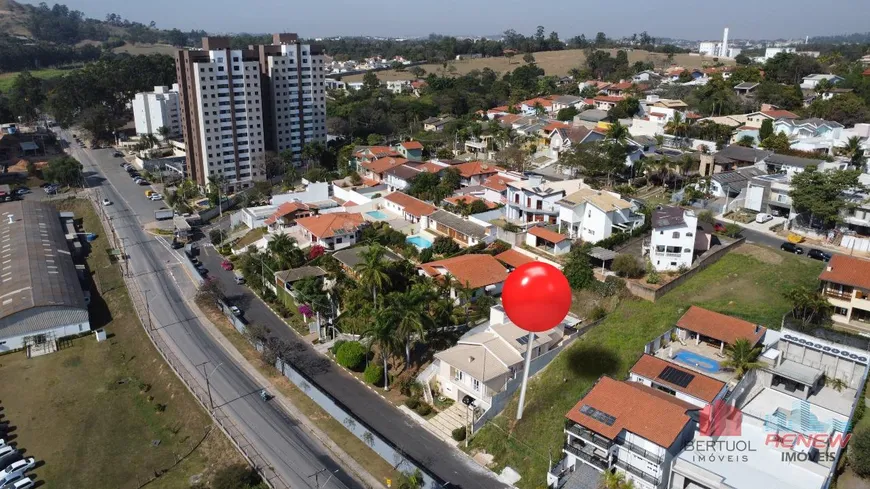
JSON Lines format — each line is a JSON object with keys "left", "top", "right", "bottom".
{"left": 406, "top": 235, "right": 433, "bottom": 249}
{"left": 366, "top": 210, "right": 389, "bottom": 220}
{"left": 673, "top": 350, "right": 721, "bottom": 374}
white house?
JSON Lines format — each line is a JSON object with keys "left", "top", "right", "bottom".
{"left": 383, "top": 164, "right": 423, "bottom": 192}
{"left": 294, "top": 212, "right": 367, "bottom": 250}
{"left": 556, "top": 189, "right": 645, "bottom": 243}
{"left": 132, "top": 84, "right": 181, "bottom": 139}
{"left": 382, "top": 191, "right": 437, "bottom": 224}
{"left": 386, "top": 80, "right": 412, "bottom": 94}
{"left": 628, "top": 354, "right": 727, "bottom": 408}
{"left": 271, "top": 181, "right": 331, "bottom": 206}
{"left": 549, "top": 127, "right": 592, "bottom": 154}
{"left": 423, "top": 210, "right": 491, "bottom": 247}
{"left": 548, "top": 377, "right": 697, "bottom": 489}
{"left": 800, "top": 74, "right": 845, "bottom": 90}
{"left": 433, "top": 305, "right": 572, "bottom": 408}
{"left": 505, "top": 176, "right": 588, "bottom": 225}
{"left": 525, "top": 226, "right": 572, "bottom": 256}
{"left": 648, "top": 206, "right": 698, "bottom": 272}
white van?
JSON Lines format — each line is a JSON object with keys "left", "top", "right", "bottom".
{"left": 234, "top": 271, "right": 245, "bottom": 284}
{"left": 755, "top": 213, "right": 773, "bottom": 224}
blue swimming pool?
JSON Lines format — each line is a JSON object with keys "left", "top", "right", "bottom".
{"left": 673, "top": 350, "right": 721, "bottom": 374}
{"left": 367, "top": 210, "right": 389, "bottom": 220}
{"left": 406, "top": 235, "right": 433, "bottom": 249}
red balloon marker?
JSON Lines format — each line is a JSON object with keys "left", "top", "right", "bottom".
{"left": 502, "top": 262, "right": 571, "bottom": 420}
{"left": 502, "top": 262, "right": 572, "bottom": 333}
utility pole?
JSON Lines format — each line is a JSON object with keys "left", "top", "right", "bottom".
{"left": 143, "top": 289, "right": 152, "bottom": 331}
{"left": 198, "top": 361, "right": 223, "bottom": 411}
{"left": 307, "top": 468, "right": 338, "bottom": 489}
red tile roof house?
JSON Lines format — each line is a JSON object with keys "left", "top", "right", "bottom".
{"left": 419, "top": 254, "right": 509, "bottom": 301}
{"left": 351, "top": 146, "right": 401, "bottom": 171}
{"left": 525, "top": 225, "right": 572, "bottom": 256}
{"left": 442, "top": 194, "right": 499, "bottom": 211}
{"left": 382, "top": 191, "right": 437, "bottom": 224}
{"left": 818, "top": 254, "right": 870, "bottom": 334}
{"left": 396, "top": 140, "right": 424, "bottom": 160}
{"left": 453, "top": 161, "right": 502, "bottom": 187}
{"left": 673, "top": 306, "right": 767, "bottom": 356}
{"left": 294, "top": 212, "right": 367, "bottom": 251}
{"left": 628, "top": 354, "right": 727, "bottom": 408}
{"left": 360, "top": 156, "right": 409, "bottom": 183}
{"left": 263, "top": 202, "right": 315, "bottom": 232}
{"left": 549, "top": 376, "right": 698, "bottom": 489}
{"left": 593, "top": 95, "right": 625, "bottom": 111}
{"left": 481, "top": 174, "right": 517, "bottom": 205}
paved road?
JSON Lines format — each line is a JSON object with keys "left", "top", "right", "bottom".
{"left": 62, "top": 133, "right": 365, "bottom": 489}
{"left": 198, "top": 245, "right": 508, "bottom": 489}
{"left": 714, "top": 219, "right": 845, "bottom": 261}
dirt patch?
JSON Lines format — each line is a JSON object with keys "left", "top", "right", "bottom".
{"left": 732, "top": 243, "right": 784, "bottom": 265}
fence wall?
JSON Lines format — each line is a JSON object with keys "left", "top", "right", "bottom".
{"left": 625, "top": 238, "right": 745, "bottom": 302}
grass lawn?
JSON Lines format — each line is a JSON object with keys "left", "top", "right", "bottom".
{"left": 0, "top": 68, "right": 71, "bottom": 93}
{"left": 468, "top": 245, "right": 824, "bottom": 489}
{"left": 0, "top": 198, "right": 241, "bottom": 489}
{"left": 233, "top": 227, "right": 267, "bottom": 250}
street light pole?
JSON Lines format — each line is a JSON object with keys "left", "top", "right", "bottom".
{"left": 143, "top": 289, "right": 152, "bottom": 331}
{"left": 198, "top": 361, "right": 223, "bottom": 411}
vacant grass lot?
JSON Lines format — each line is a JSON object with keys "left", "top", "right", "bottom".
{"left": 342, "top": 49, "right": 730, "bottom": 82}
{"left": 112, "top": 42, "right": 179, "bottom": 56}
{"left": 468, "top": 245, "right": 823, "bottom": 489}
{"left": 0, "top": 68, "right": 71, "bottom": 93}
{"left": 0, "top": 198, "right": 241, "bottom": 489}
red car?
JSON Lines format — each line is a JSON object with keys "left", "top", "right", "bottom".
{"left": 221, "top": 260, "right": 234, "bottom": 271}
{"left": 713, "top": 223, "right": 726, "bottom": 233}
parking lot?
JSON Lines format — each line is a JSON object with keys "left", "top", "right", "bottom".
{"left": 0, "top": 410, "right": 39, "bottom": 489}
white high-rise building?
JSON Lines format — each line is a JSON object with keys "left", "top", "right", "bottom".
{"left": 258, "top": 33, "right": 328, "bottom": 164}
{"left": 132, "top": 84, "right": 181, "bottom": 139}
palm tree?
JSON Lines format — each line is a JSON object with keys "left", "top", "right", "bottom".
{"left": 721, "top": 338, "right": 764, "bottom": 378}
{"left": 602, "top": 470, "right": 634, "bottom": 489}
{"left": 354, "top": 244, "right": 391, "bottom": 308}
{"left": 606, "top": 120, "right": 629, "bottom": 143}
{"left": 664, "top": 112, "right": 687, "bottom": 139}
{"left": 361, "top": 307, "right": 402, "bottom": 390}
{"left": 156, "top": 126, "right": 171, "bottom": 140}
{"left": 839, "top": 136, "right": 866, "bottom": 169}
{"left": 140, "top": 133, "right": 159, "bottom": 149}
{"left": 388, "top": 286, "right": 432, "bottom": 366}
{"left": 267, "top": 233, "right": 298, "bottom": 269}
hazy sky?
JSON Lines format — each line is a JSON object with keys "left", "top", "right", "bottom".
{"left": 27, "top": 0, "right": 870, "bottom": 41}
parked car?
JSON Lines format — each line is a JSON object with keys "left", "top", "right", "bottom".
{"left": 0, "top": 458, "right": 35, "bottom": 483}
{"left": 13, "top": 188, "right": 29, "bottom": 196}
{"left": 149, "top": 193, "right": 163, "bottom": 201}
{"left": 39, "top": 182, "right": 53, "bottom": 188}
{"left": 102, "top": 199, "right": 111, "bottom": 206}
{"left": 171, "top": 239, "right": 183, "bottom": 249}
{"left": 137, "top": 180, "right": 149, "bottom": 186}
{"left": 145, "top": 190, "right": 154, "bottom": 197}
{"left": 713, "top": 223, "right": 726, "bottom": 233}
{"left": 229, "top": 305, "right": 242, "bottom": 317}
{"left": 221, "top": 260, "right": 234, "bottom": 271}
{"left": 113, "top": 151, "right": 123, "bottom": 157}
{"left": 755, "top": 213, "right": 773, "bottom": 224}
{"left": 2, "top": 477, "right": 34, "bottom": 489}
{"left": 807, "top": 249, "right": 832, "bottom": 261}
{"left": 120, "top": 162, "right": 128, "bottom": 168}
{"left": 780, "top": 242, "right": 804, "bottom": 255}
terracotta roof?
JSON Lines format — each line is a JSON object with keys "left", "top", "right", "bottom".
{"left": 498, "top": 114, "right": 523, "bottom": 125}
{"left": 453, "top": 161, "right": 501, "bottom": 178}
{"left": 863, "top": 68, "right": 870, "bottom": 76}
{"left": 761, "top": 109, "right": 799, "bottom": 120}
{"left": 481, "top": 174, "right": 515, "bottom": 192}
{"left": 488, "top": 105, "right": 509, "bottom": 113}
{"left": 528, "top": 226, "right": 569, "bottom": 243}
{"left": 609, "top": 81, "right": 634, "bottom": 90}
{"left": 676, "top": 306, "right": 767, "bottom": 346}
{"left": 522, "top": 97, "right": 553, "bottom": 108}
{"left": 685, "top": 112, "right": 702, "bottom": 119}
{"left": 383, "top": 191, "right": 437, "bottom": 217}
{"left": 361, "top": 157, "right": 409, "bottom": 174}
{"left": 355, "top": 146, "right": 399, "bottom": 160}
{"left": 819, "top": 254, "right": 870, "bottom": 290}
{"left": 542, "top": 121, "right": 570, "bottom": 132}
{"left": 630, "top": 354, "right": 725, "bottom": 403}
{"left": 418, "top": 161, "right": 447, "bottom": 173}
{"left": 295, "top": 212, "right": 366, "bottom": 238}
{"left": 411, "top": 80, "right": 427, "bottom": 89}
{"left": 400, "top": 141, "right": 424, "bottom": 150}
{"left": 420, "top": 254, "right": 508, "bottom": 289}
{"left": 264, "top": 201, "right": 310, "bottom": 225}
{"left": 495, "top": 249, "right": 535, "bottom": 269}
{"left": 565, "top": 377, "right": 696, "bottom": 448}
{"left": 594, "top": 96, "right": 624, "bottom": 103}
{"left": 443, "top": 195, "right": 498, "bottom": 209}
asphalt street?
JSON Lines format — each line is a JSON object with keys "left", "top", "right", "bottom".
{"left": 61, "top": 130, "right": 364, "bottom": 489}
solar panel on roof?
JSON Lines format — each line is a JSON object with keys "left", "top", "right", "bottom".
{"left": 579, "top": 404, "right": 616, "bottom": 426}
{"left": 516, "top": 334, "right": 536, "bottom": 345}
{"left": 658, "top": 366, "right": 695, "bottom": 388}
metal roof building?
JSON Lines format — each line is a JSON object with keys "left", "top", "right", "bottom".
{"left": 0, "top": 201, "right": 90, "bottom": 353}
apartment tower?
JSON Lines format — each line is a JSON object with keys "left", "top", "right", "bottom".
{"left": 175, "top": 34, "right": 326, "bottom": 190}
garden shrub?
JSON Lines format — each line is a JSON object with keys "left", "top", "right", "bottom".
{"left": 612, "top": 254, "right": 644, "bottom": 278}
{"left": 364, "top": 364, "right": 384, "bottom": 385}
{"left": 404, "top": 397, "right": 420, "bottom": 409}
{"left": 415, "top": 403, "right": 432, "bottom": 416}
{"left": 452, "top": 426, "right": 467, "bottom": 441}
{"left": 335, "top": 341, "right": 366, "bottom": 370}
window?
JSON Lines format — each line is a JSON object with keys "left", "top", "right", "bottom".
{"left": 672, "top": 232, "right": 680, "bottom": 238}
{"left": 473, "top": 379, "right": 480, "bottom": 391}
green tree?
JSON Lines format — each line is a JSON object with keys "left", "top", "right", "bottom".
{"left": 42, "top": 155, "right": 82, "bottom": 187}
{"left": 758, "top": 118, "right": 774, "bottom": 142}
{"left": 388, "top": 286, "right": 432, "bottom": 366}
{"left": 7, "top": 70, "right": 45, "bottom": 123}
{"left": 361, "top": 307, "right": 401, "bottom": 390}
{"left": 556, "top": 106, "right": 579, "bottom": 121}
{"left": 736, "top": 135, "right": 756, "bottom": 147}
{"left": 156, "top": 125, "right": 171, "bottom": 140}
{"left": 354, "top": 244, "right": 392, "bottom": 307}
{"left": 805, "top": 93, "right": 870, "bottom": 127}
{"left": 523, "top": 52, "right": 536, "bottom": 65}
{"left": 783, "top": 287, "right": 833, "bottom": 328}
{"left": 839, "top": 135, "right": 866, "bottom": 168}
{"left": 849, "top": 424, "right": 870, "bottom": 477}
{"left": 664, "top": 112, "right": 688, "bottom": 139}
{"left": 609, "top": 97, "right": 640, "bottom": 119}
{"left": 759, "top": 132, "right": 790, "bottom": 152}
{"left": 362, "top": 71, "right": 381, "bottom": 92}
{"left": 335, "top": 341, "right": 367, "bottom": 370}
{"left": 721, "top": 338, "right": 764, "bottom": 378}
{"left": 267, "top": 232, "right": 302, "bottom": 270}
{"left": 735, "top": 53, "right": 752, "bottom": 65}
{"left": 562, "top": 247, "right": 594, "bottom": 289}
{"left": 211, "top": 463, "right": 264, "bottom": 489}
{"left": 790, "top": 166, "right": 865, "bottom": 228}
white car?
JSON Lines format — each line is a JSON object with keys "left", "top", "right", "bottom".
{"left": 102, "top": 199, "right": 112, "bottom": 206}
{"left": 149, "top": 193, "right": 163, "bottom": 201}
{"left": 755, "top": 213, "right": 773, "bottom": 224}
{"left": 2, "top": 477, "right": 34, "bottom": 489}
{"left": 0, "top": 458, "right": 35, "bottom": 483}
{"left": 0, "top": 447, "right": 15, "bottom": 461}
{"left": 229, "top": 305, "right": 242, "bottom": 317}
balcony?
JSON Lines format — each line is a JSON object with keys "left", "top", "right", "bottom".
{"left": 617, "top": 440, "right": 663, "bottom": 464}
{"left": 613, "top": 460, "right": 660, "bottom": 486}
{"left": 564, "top": 444, "right": 609, "bottom": 472}
{"left": 509, "top": 203, "right": 560, "bottom": 216}
{"left": 824, "top": 290, "right": 853, "bottom": 301}
{"left": 566, "top": 424, "right": 614, "bottom": 449}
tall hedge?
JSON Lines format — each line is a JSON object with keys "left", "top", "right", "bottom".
{"left": 335, "top": 341, "right": 366, "bottom": 370}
